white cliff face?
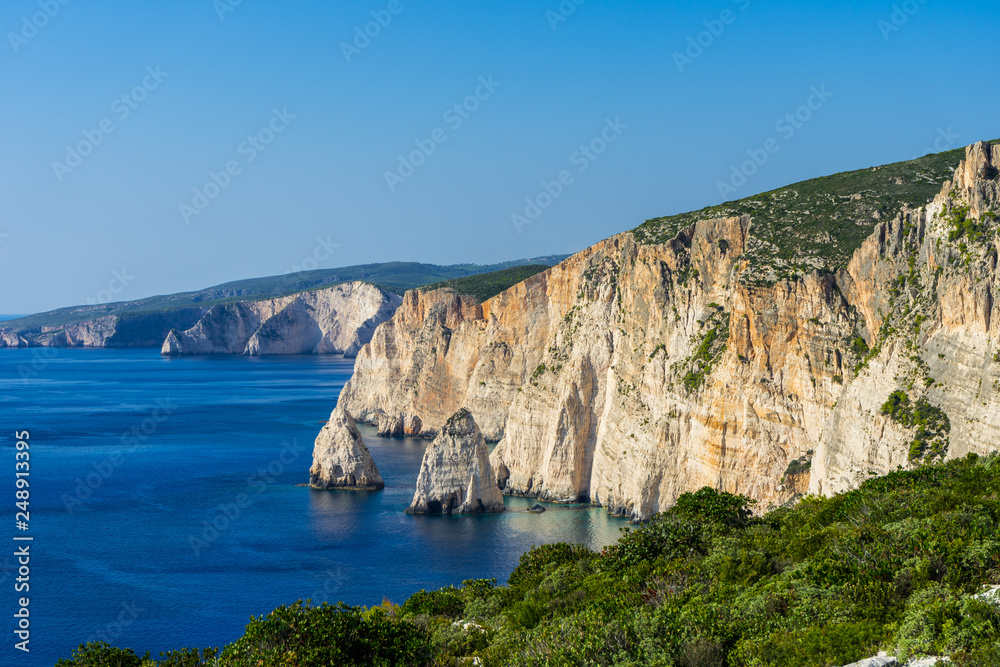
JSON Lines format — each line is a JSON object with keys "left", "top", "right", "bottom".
{"left": 811, "top": 141, "right": 1000, "bottom": 496}
{"left": 407, "top": 409, "right": 505, "bottom": 514}
{"left": 161, "top": 282, "right": 402, "bottom": 356}
{"left": 0, "top": 330, "right": 30, "bottom": 348}
{"left": 339, "top": 143, "right": 1000, "bottom": 519}
{"left": 309, "top": 406, "right": 384, "bottom": 490}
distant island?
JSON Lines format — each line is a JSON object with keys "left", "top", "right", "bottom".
{"left": 0, "top": 258, "right": 565, "bottom": 353}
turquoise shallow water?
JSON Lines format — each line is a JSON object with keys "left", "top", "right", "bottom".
{"left": 0, "top": 348, "right": 625, "bottom": 665}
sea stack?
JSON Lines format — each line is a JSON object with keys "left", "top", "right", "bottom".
{"left": 407, "top": 408, "right": 505, "bottom": 514}
{"left": 309, "top": 406, "right": 384, "bottom": 490}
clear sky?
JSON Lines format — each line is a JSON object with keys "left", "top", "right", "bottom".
{"left": 2, "top": 0, "right": 998, "bottom": 314}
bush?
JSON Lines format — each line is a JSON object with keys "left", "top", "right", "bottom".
{"left": 217, "top": 601, "right": 430, "bottom": 667}
{"left": 400, "top": 587, "right": 465, "bottom": 619}
{"left": 55, "top": 642, "right": 149, "bottom": 667}
{"left": 895, "top": 585, "right": 1000, "bottom": 660}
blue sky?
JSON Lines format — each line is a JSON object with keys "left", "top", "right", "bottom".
{"left": 1, "top": 0, "right": 998, "bottom": 313}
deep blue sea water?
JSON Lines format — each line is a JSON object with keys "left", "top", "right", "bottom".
{"left": 0, "top": 348, "right": 625, "bottom": 665}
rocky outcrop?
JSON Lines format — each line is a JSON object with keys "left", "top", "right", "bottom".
{"left": 161, "top": 282, "right": 402, "bottom": 357}
{"left": 309, "top": 406, "right": 384, "bottom": 490}
{"left": 407, "top": 409, "right": 505, "bottom": 514}
{"left": 3, "top": 308, "right": 206, "bottom": 349}
{"left": 339, "top": 142, "right": 1000, "bottom": 519}
{"left": 0, "top": 330, "right": 29, "bottom": 348}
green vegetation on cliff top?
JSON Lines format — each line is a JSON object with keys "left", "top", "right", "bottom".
{"left": 60, "top": 454, "right": 1000, "bottom": 667}
{"left": 419, "top": 265, "right": 552, "bottom": 303}
{"left": 633, "top": 144, "right": 994, "bottom": 281}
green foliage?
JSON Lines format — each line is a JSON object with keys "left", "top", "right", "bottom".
{"left": 56, "top": 642, "right": 150, "bottom": 667}
{"left": 881, "top": 390, "right": 951, "bottom": 460}
{"left": 400, "top": 587, "right": 465, "bottom": 619}
{"left": 633, "top": 144, "right": 976, "bottom": 282}
{"left": 784, "top": 450, "right": 814, "bottom": 476}
{"left": 681, "top": 314, "right": 730, "bottom": 393}
{"left": 851, "top": 335, "right": 870, "bottom": 358}
{"left": 420, "top": 265, "right": 552, "bottom": 303}
{"left": 217, "top": 601, "right": 430, "bottom": 666}
{"left": 156, "top": 648, "right": 219, "bottom": 666}
{"left": 60, "top": 455, "right": 1000, "bottom": 667}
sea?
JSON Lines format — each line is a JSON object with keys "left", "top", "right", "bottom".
{"left": 0, "top": 348, "right": 625, "bottom": 665}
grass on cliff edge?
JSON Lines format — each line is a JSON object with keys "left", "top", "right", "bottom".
{"left": 59, "top": 453, "right": 1000, "bottom": 667}
{"left": 634, "top": 142, "right": 999, "bottom": 280}
{"left": 419, "top": 265, "right": 552, "bottom": 303}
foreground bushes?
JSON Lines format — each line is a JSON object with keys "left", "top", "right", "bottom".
{"left": 59, "top": 454, "right": 1000, "bottom": 666}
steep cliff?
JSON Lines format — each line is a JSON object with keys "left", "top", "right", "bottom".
{"left": 338, "top": 142, "right": 1000, "bottom": 518}
{"left": 161, "top": 282, "right": 402, "bottom": 357}
{"left": 0, "top": 309, "right": 206, "bottom": 348}
{"left": 309, "top": 406, "right": 384, "bottom": 490}
{"left": 407, "top": 409, "right": 504, "bottom": 514}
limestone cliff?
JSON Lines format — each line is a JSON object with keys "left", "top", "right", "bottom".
{"left": 407, "top": 409, "right": 505, "bottom": 514}
{"left": 309, "top": 406, "right": 384, "bottom": 490}
{"left": 338, "top": 142, "right": 1000, "bottom": 519}
{"left": 0, "top": 331, "right": 29, "bottom": 348}
{"left": 0, "top": 309, "right": 205, "bottom": 348}
{"left": 161, "top": 282, "right": 402, "bottom": 357}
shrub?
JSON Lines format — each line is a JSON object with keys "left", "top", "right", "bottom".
{"left": 401, "top": 587, "right": 465, "bottom": 619}
{"left": 55, "top": 643, "right": 149, "bottom": 667}
{"left": 217, "top": 601, "right": 430, "bottom": 667}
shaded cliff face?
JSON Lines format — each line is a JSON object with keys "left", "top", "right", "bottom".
{"left": 161, "top": 282, "right": 402, "bottom": 357}
{"left": 407, "top": 409, "right": 504, "bottom": 514}
{"left": 339, "top": 142, "right": 1000, "bottom": 518}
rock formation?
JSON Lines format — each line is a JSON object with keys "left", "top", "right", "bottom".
{"left": 0, "top": 331, "right": 29, "bottom": 348}
{"left": 407, "top": 409, "right": 505, "bottom": 514}
{"left": 337, "top": 142, "right": 1000, "bottom": 518}
{"left": 161, "top": 282, "right": 402, "bottom": 356}
{"left": 309, "top": 406, "right": 384, "bottom": 490}
{"left": 0, "top": 309, "right": 206, "bottom": 348}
